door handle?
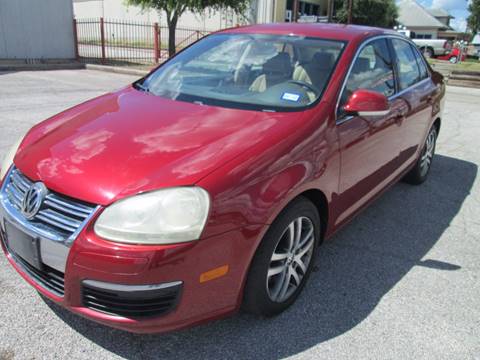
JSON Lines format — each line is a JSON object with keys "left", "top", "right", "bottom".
{"left": 394, "top": 111, "right": 406, "bottom": 125}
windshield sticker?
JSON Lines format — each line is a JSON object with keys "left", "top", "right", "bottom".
{"left": 281, "top": 92, "right": 301, "bottom": 102}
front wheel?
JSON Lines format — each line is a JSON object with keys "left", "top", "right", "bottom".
{"left": 242, "top": 197, "right": 320, "bottom": 316}
{"left": 403, "top": 126, "right": 437, "bottom": 185}
{"left": 449, "top": 56, "right": 458, "bottom": 64}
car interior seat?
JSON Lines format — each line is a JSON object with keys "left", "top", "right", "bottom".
{"left": 249, "top": 52, "right": 293, "bottom": 93}
{"left": 293, "top": 52, "right": 335, "bottom": 89}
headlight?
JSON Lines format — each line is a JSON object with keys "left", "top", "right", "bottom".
{"left": 94, "top": 187, "right": 210, "bottom": 245}
{"left": 1, "top": 136, "right": 24, "bottom": 181}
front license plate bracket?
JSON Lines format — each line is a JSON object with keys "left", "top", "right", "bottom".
{"left": 4, "top": 222, "right": 43, "bottom": 270}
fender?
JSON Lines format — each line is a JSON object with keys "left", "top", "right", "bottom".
{"left": 198, "top": 103, "right": 340, "bottom": 242}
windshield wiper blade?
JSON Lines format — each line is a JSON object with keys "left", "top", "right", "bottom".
{"left": 134, "top": 82, "right": 150, "bottom": 92}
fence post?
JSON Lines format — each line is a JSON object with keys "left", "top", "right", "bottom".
{"left": 154, "top": 23, "right": 160, "bottom": 64}
{"left": 72, "top": 18, "right": 79, "bottom": 60}
{"left": 100, "top": 17, "right": 106, "bottom": 64}
{"left": 196, "top": 30, "right": 200, "bottom": 40}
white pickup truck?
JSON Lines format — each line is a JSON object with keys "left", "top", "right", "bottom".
{"left": 412, "top": 38, "right": 452, "bottom": 58}
{"left": 396, "top": 30, "right": 452, "bottom": 58}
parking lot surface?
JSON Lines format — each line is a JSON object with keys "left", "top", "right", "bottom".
{"left": 0, "top": 70, "right": 479, "bottom": 360}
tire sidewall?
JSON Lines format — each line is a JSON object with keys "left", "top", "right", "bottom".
{"left": 243, "top": 197, "right": 321, "bottom": 316}
{"left": 421, "top": 127, "right": 437, "bottom": 179}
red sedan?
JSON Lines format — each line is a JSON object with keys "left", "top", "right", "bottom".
{"left": 0, "top": 23, "right": 444, "bottom": 333}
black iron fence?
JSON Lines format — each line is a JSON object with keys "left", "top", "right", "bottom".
{"left": 74, "top": 18, "right": 212, "bottom": 65}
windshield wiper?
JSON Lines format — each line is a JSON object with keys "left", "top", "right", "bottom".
{"left": 134, "top": 81, "right": 150, "bottom": 93}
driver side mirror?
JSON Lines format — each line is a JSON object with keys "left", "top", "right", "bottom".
{"left": 343, "top": 89, "right": 390, "bottom": 117}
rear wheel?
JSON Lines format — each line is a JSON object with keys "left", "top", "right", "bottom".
{"left": 403, "top": 126, "right": 437, "bottom": 185}
{"left": 449, "top": 56, "right": 458, "bottom": 64}
{"left": 242, "top": 197, "right": 320, "bottom": 316}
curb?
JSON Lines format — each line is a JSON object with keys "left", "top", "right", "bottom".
{"left": 451, "top": 70, "right": 480, "bottom": 76}
{"left": 0, "top": 62, "right": 152, "bottom": 77}
{"left": 85, "top": 64, "right": 150, "bottom": 76}
{"left": 0, "top": 62, "right": 86, "bottom": 72}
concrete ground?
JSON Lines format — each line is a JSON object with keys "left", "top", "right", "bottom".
{"left": 0, "top": 70, "right": 478, "bottom": 360}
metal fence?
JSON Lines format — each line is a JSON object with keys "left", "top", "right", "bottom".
{"left": 74, "top": 18, "right": 212, "bottom": 65}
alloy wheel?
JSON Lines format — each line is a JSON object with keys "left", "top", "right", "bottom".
{"left": 266, "top": 216, "right": 315, "bottom": 303}
{"left": 449, "top": 56, "right": 458, "bottom": 64}
{"left": 420, "top": 128, "right": 436, "bottom": 176}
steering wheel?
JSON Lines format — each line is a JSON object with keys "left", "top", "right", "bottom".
{"left": 287, "top": 80, "right": 320, "bottom": 95}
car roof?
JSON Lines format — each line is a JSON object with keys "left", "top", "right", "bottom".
{"left": 219, "top": 23, "right": 398, "bottom": 43}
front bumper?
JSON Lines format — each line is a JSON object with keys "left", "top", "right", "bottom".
{"left": 0, "top": 198, "right": 264, "bottom": 334}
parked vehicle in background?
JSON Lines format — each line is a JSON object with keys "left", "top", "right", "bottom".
{"left": 0, "top": 23, "right": 445, "bottom": 334}
{"left": 395, "top": 29, "right": 451, "bottom": 59}
{"left": 437, "top": 46, "right": 466, "bottom": 63}
{"left": 412, "top": 38, "right": 452, "bottom": 58}
{"left": 470, "top": 35, "right": 480, "bottom": 59}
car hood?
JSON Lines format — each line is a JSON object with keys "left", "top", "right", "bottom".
{"left": 15, "top": 87, "right": 307, "bottom": 205}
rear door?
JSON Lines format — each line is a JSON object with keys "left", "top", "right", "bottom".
{"left": 389, "top": 38, "right": 436, "bottom": 166}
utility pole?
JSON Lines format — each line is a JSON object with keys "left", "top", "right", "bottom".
{"left": 327, "top": 0, "right": 334, "bottom": 22}
{"left": 293, "top": 0, "right": 299, "bottom": 22}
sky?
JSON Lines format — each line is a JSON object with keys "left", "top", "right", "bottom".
{"left": 416, "top": 0, "right": 470, "bottom": 31}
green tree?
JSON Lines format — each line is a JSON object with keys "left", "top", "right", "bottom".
{"left": 468, "top": 0, "right": 480, "bottom": 35}
{"left": 127, "top": 0, "right": 249, "bottom": 57}
{"left": 335, "top": 0, "right": 398, "bottom": 28}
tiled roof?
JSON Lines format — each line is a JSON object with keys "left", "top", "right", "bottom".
{"left": 427, "top": 8, "right": 453, "bottom": 18}
{"left": 398, "top": 0, "right": 448, "bottom": 29}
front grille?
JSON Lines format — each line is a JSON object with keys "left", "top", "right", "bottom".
{"left": 82, "top": 281, "right": 182, "bottom": 318}
{"left": 3, "top": 167, "right": 97, "bottom": 240}
{"left": 12, "top": 252, "right": 65, "bottom": 296}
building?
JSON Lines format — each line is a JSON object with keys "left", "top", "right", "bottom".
{"left": 260, "top": 0, "right": 329, "bottom": 23}
{"left": 397, "top": 0, "right": 460, "bottom": 40}
{"left": 0, "top": 0, "right": 76, "bottom": 60}
{"left": 73, "top": 0, "right": 241, "bottom": 30}
{"left": 73, "top": 0, "right": 329, "bottom": 30}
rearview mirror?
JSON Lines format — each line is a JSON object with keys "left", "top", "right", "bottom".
{"left": 343, "top": 89, "right": 390, "bottom": 117}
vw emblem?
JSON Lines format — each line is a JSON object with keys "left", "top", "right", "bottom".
{"left": 21, "top": 182, "right": 48, "bottom": 220}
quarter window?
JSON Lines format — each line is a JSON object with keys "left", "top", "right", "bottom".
{"left": 342, "top": 38, "right": 395, "bottom": 105}
{"left": 391, "top": 39, "right": 421, "bottom": 90}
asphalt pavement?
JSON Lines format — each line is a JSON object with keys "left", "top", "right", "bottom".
{"left": 0, "top": 70, "right": 479, "bottom": 360}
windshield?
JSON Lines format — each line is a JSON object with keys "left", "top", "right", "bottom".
{"left": 138, "top": 33, "right": 346, "bottom": 112}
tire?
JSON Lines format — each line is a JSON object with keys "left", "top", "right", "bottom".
{"left": 242, "top": 197, "right": 321, "bottom": 317}
{"left": 449, "top": 56, "right": 458, "bottom": 64}
{"left": 422, "top": 47, "right": 434, "bottom": 58}
{"left": 403, "top": 126, "right": 437, "bottom": 185}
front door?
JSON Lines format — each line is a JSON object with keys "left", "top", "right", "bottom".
{"left": 335, "top": 38, "right": 403, "bottom": 225}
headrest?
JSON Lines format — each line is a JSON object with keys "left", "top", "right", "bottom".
{"left": 263, "top": 52, "right": 292, "bottom": 74}
{"left": 311, "top": 52, "right": 335, "bottom": 70}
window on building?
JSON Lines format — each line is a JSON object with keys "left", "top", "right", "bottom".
{"left": 416, "top": 34, "right": 433, "bottom": 39}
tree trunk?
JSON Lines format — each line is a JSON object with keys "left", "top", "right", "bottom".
{"left": 168, "top": 17, "right": 178, "bottom": 58}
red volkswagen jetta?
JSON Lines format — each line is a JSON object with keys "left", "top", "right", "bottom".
{"left": 0, "top": 24, "right": 444, "bottom": 333}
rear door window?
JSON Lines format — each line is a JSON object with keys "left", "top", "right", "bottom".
{"left": 391, "top": 39, "right": 422, "bottom": 90}
{"left": 410, "top": 44, "right": 429, "bottom": 80}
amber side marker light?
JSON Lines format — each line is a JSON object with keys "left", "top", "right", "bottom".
{"left": 200, "top": 265, "right": 229, "bottom": 283}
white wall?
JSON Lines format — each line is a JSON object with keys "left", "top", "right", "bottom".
{"left": 73, "top": 0, "right": 245, "bottom": 30}
{"left": 0, "top": 0, "right": 75, "bottom": 59}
